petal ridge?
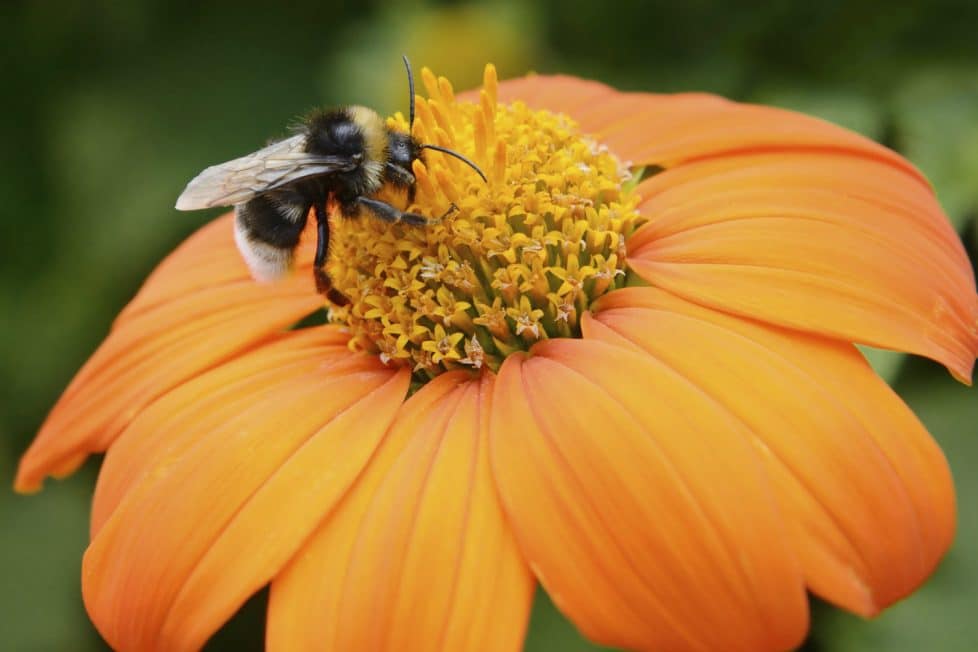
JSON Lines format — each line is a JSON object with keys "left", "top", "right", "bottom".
{"left": 16, "top": 213, "right": 325, "bottom": 493}
{"left": 486, "top": 76, "right": 928, "bottom": 188}
{"left": 626, "top": 160, "right": 978, "bottom": 381}
{"left": 582, "top": 312, "right": 899, "bottom": 597}
{"left": 90, "top": 329, "right": 352, "bottom": 535}
{"left": 159, "top": 367, "right": 410, "bottom": 650}
{"left": 519, "top": 353, "right": 759, "bottom": 652}
{"left": 268, "top": 372, "right": 534, "bottom": 652}
{"left": 82, "top": 353, "right": 402, "bottom": 651}
{"left": 589, "top": 287, "right": 955, "bottom": 612}
{"left": 491, "top": 343, "right": 808, "bottom": 651}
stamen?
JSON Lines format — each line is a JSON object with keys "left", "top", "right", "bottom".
{"left": 492, "top": 141, "right": 507, "bottom": 186}
{"left": 431, "top": 167, "right": 459, "bottom": 205}
{"left": 473, "top": 109, "right": 488, "bottom": 165}
{"left": 414, "top": 99, "right": 437, "bottom": 142}
{"left": 327, "top": 64, "right": 643, "bottom": 380}
{"left": 430, "top": 103, "right": 455, "bottom": 143}
{"left": 483, "top": 64, "right": 498, "bottom": 106}
{"left": 438, "top": 77, "right": 456, "bottom": 106}
{"left": 411, "top": 160, "right": 439, "bottom": 203}
{"left": 421, "top": 67, "right": 442, "bottom": 103}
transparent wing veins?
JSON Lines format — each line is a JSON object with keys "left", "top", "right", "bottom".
{"left": 175, "top": 135, "right": 358, "bottom": 210}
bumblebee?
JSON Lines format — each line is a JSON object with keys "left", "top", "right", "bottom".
{"left": 175, "top": 57, "right": 485, "bottom": 305}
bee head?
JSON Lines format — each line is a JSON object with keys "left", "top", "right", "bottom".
{"left": 388, "top": 130, "right": 423, "bottom": 171}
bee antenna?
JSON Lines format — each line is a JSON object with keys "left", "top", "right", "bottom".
{"left": 421, "top": 144, "right": 488, "bottom": 183}
{"left": 402, "top": 54, "right": 415, "bottom": 129}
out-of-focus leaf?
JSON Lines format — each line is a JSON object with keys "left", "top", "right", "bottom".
{"left": 204, "top": 590, "right": 266, "bottom": 651}
{"left": 0, "top": 457, "right": 105, "bottom": 651}
{"left": 815, "top": 360, "right": 978, "bottom": 650}
{"left": 892, "top": 67, "right": 978, "bottom": 232}
{"left": 325, "top": 1, "right": 541, "bottom": 114}
{"left": 751, "top": 87, "right": 884, "bottom": 140}
{"left": 858, "top": 345, "right": 907, "bottom": 385}
{"left": 525, "top": 589, "right": 613, "bottom": 651}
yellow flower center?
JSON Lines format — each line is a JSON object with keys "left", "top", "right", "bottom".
{"left": 327, "top": 65, "right": 643, "bottom": 380}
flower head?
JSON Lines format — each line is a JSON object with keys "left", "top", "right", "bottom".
{"left": 16, "top": 65, "right": 978, "bottom": 652}
{"left": 329, "top": 65, "right": 641, "bottom": 377}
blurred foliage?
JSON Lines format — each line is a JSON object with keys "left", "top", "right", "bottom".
{"left": 1, "top": 0, "right": 976, "bottom": 650}
{"left": 893, "top": 67, "right": 978, "bottom": 231}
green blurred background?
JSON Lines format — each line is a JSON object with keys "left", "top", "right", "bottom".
{"left": 2, "top": 0, "right": 977, "bottom": 649}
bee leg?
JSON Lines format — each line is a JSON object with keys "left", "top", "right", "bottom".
{"left": 356, "top": 196, "right": 431, "bottom": 226}
{"left": 312, "top": 203, "right": 330, "bottom": 268}
{"left": 437, "top": 203, "right": 459, "bottom": 220}
{"left": 384, "top": 162, "right": 416, "bottom": 189}
{"left": 314, "top": 268, "right": 350, "bottom": 306}
{"left": 384, "top": 163, "right": 417, "bottom": 204}
{"left": 312, "top": 203, "right": 350, "bottom": 306}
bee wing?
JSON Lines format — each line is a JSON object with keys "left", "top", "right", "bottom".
{"left": 175, "top": 135, "right": 358, "bottom": 210}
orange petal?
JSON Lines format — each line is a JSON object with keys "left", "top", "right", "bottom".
{"left": 490, "top": 341, "right": 808, "bottom": 651}
{"left": 118, "top": 210, "right": 317, "bottom": 321}
{"left": 627, "top": 153, "right": 978, "bottom": 382}
{"left": 81, "top": 344, "right": 408, "bottom": 652}
{"left": 268, "top": 372, "right": 534, "bottom": 652}
{"left": 488, "top": 74, "right": 619, "bottom": 119}
{"left": 89, "top": 326, "right": 349, "bottom": 535}
{"left": 591, "top": 287, "right": 955, "bottom": 615}
{"left": 15, "top": 212, "right": 323, "bottom": 493}
{"left": 479, "top": 75, "right": 920, "bottom": 183}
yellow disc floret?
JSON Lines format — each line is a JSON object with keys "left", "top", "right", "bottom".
{"left": 327, "top": 64, "right": 644, "bottom": 379}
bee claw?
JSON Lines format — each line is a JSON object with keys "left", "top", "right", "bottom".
{"left": 314, "top": 267, "right": 351, "bottom": 306}
{"left": 437, "top": 203, "right": 459, "bottom": 221}
{"left": 409, "top": 203, "right": 457, "bottom": 226}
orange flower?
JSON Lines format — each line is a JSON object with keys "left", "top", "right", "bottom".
{"left": 16, "top": 65, "right": 978, "bottom": 652}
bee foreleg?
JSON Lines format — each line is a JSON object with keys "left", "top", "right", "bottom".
{"left": 356, "top": 196, "right": 430, "bottom": 226}
{"left": 385, "top": 163, "right": 417, "bottom": 204}
{"left": 384, "top": 162, "right": 416, "bottom": 188}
